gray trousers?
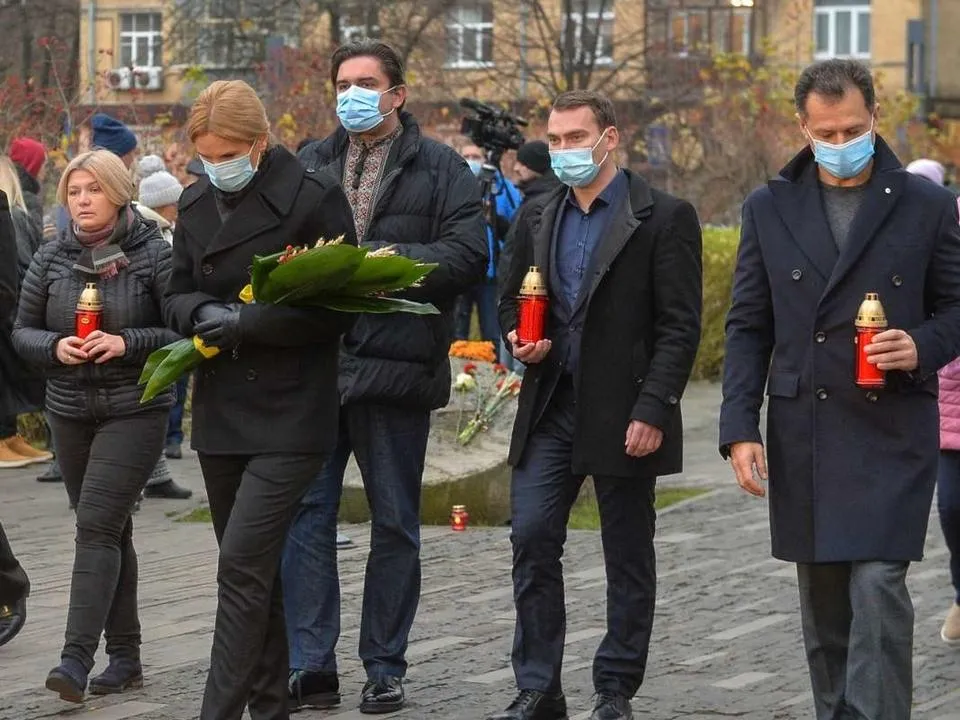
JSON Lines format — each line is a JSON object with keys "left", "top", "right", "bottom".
{"left": 797, "top": 561, "right": 913, "bottom": 720}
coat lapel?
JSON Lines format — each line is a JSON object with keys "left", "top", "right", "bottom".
{"left": 532, "top": 190, "right": 565, "bottom": 283}
{"left": 768, "top": 162, "right": 839, "bottom": 282}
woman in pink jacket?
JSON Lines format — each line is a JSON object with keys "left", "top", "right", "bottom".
{"left": 911, "top": 158, "right": 960, "bottom": 645}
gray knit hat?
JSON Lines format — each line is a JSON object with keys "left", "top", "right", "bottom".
{"left": 139, "top": 168, "right": 183, "bottom": 209}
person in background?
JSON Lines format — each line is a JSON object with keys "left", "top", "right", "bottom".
{"left": 0, "top": 518, "right": 28, "bottom": 647}
{"left": 454, "top": 142, "right": 521, "bottom": 358}
{"left": 288, "top": 39, "right": 486, "bottom": 714}
{"left": 133, "top": 156, "right": 192, "bottom": 499}
{"left": 720, "top": 60, "right": 960, "bottom": 719}
{"left": 183, "top": 158, "right": 206, "bottom": 187}
{"left": 163, "top": 80, "right": 357, "bottom": 720}
{"left": 13, "top": 149, "right": 178, "bottom": 701}
{"left": 8, "top": 137, "right": 46, "bottom": 230}
{"left": 0, "top": 160, "right": 50, "bottom": 468}
{"left": 907, "top": 157, "right": 960, "bottom": 646}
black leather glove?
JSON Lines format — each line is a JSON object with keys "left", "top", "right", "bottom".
{"left": 193, "top": 303, "right": 243, "bottom": 349}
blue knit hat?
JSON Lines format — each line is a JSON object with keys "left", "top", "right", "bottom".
{"left": 91, "top": 113, "right": 137, "bottom": 157}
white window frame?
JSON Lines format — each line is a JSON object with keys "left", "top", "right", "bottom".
{"left": 119, "top": 12, "right": 163, "bottom": 68}
{"left": 670, "top": 9, "right": 708, "bottom": 57}
{"left": 565, "top": 2, "right": 615, "bottom": 66}
{"left": 814, "top": 4, "right": 871, "bottom": 60}
{"left": 713, "top": 8, "right": 752, "bottom": 55}
{"left": 445, "top": 2, "right": 494, "bottom": 69}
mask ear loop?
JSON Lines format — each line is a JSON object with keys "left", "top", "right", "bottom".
{"left": 379, "top": 85, "right": 403, "bottom": 120}
{"left": 593, "top": 128, "right": 610, "bottom": 168}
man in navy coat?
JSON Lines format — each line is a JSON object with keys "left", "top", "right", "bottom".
{"left": 720, "top": 59, "right": 960, "bottom": 718}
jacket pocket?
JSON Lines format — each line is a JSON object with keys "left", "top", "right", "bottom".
{"left": 766, "top": 371, "right": 800, "bottom": 398}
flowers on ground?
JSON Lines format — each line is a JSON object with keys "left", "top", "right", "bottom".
{"left": 449, "top": 340, "right": 497, "bottom": 363}
{"left": 457, "top": 369, "right": 522, "bottom": 446}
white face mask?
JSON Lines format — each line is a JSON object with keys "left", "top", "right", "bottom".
{"left": 201, "top": 146, "right": 258, "bottom": 193}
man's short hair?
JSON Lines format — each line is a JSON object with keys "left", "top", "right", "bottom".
{"left": 552, "top": 90, "right": 617, "bottom": 129}
{"left": 794, "top": 59, "right": 876, "bottom": 114}
{"left": 330, "top": 40, "right": 406, "bottom": 89}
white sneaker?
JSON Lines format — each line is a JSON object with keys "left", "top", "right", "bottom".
{"left": 941, "top": 603, "right": 960, "bottom": 646}
{"left": 336, "top": 531, "right": 352, "bottom": 548}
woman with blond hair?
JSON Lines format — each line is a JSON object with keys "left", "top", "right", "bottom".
{"left": 162, "top": 80, "right": 356, "bottom": 719}
{"left": 12, "top": 149, "right": 178, "bottom": 702}
{"left": 0, "top": 156, "right": 49, "bottom": 468}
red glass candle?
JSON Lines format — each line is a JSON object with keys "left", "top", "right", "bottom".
{"left": 854, "top": 292, "right": 887, "bottom": 389}
{"left": 450, "top": 505, "right": 469, "bottom": 531}
{"left": 517, "top": 266, "right": 548, "bottom": 345}
{"left": 75, "top": 283, "right": 103, "bottom": 340}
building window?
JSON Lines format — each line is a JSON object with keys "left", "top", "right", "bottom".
{"left": 119, "top": 12, "right": 163, "bottom": 68}
{"left": 339, "top": 1, "right": 380, "bottom": 43}
{"left": 445, "top": 0, "right": 493, "bottom": 68}
{"left": 646, "top": 3, "right": 753, "bottom": 57}
{"left": 564, "top": 0, "right": 615, "bottom": 66}
{"left": 814, "top": 0, "right": 870, "bottom": 59}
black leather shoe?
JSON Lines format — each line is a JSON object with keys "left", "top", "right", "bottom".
{"left": 359, "top": 676, "right": 404, "bottom": 714}
{"left": 89, "top": 657, "right": 143, "bottom": 694}
{"left": 36, "top": 465, "right": 62, "bottom": 482}
{"left": 488, "top": 689, "right": 568, "bottom": 720}
{"left": 590, "top": 694, "right": 633, "bottom": 720}
{"left": 289, "top": 670, "right": 340, "bottom": 711}
{"left": 144, "top": 480, "right": 193, "bottom": 499}
{"left": 0, "top": 599, "right": 26, "bottom": 647}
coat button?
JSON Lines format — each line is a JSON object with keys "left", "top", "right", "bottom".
{"left": 201, "top": 263, "right": 214, "bottom": 276}
{"left": 866, "top": 391, "right": 879, "bottom": 402}
{"left": 246, "top": 369, "right": 257, "bottom": 381}
{"left": 891, "top": 274, "right": 903, "bottom": 287}
{"left": 668, "top": 395, "right": 679, "bottom": 405}
{"left": 815, "top": 331, "right": 826, "bottom": 343}
{"left": 306, "top": 167, "right": 315, "bottom": 173}
{"left": 791, "top": 269, "right": 802, "bottom": 281}
{"left": 816, "top": 387, "right": 828, "bottom": 400}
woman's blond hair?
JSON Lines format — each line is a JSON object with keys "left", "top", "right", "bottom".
{"left": 0, "top": 156, "right": 26, "bottom": 211}
{"left": 56, "top": 150, "right": 135, "bottom": 208}
{"left": 187, "top": 80, "right": 270, "bottom": 145}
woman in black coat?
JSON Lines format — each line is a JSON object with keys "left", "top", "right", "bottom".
{"left": 12, "top": 149, "right": 178, "bottom": 701}
{"left": 162, "top": 80, "right": 357, "bottom": 720}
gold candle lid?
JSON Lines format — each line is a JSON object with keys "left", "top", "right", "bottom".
{"left": 519, "top": 266, "right": 547, "bottom": 297}
{"left": 76, "top": 282, "right": 103, "bottom": 312}
{"left": 855, "top": 292, "right": 887, "bottom": 329}
{"left": 452, "top": 505, "right": 466, "bottom": 512}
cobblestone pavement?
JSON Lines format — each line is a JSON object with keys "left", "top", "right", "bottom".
{"left": 0, "top": 383, "right": 958, "bottom": 720}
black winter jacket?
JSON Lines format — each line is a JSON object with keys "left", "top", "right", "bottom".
{"left": 14, "top": 163, "right": 43, "bottom": 233}
{"left": 299, "top": 113, "right": 487, "bottom": 410}
{"left": 12, "top": 210, "right": 179, "bottom": 419}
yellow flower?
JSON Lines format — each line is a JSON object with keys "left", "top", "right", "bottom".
{"left": 192, "top": 335, "right": 221, "bottom": 359}
{"left": 239, "top": 284, "right": 255, "bottom": 304}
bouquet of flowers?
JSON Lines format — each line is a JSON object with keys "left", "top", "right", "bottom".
{"left": 450, "top": 341, "right": 522, "bottom": 446}
{"left": 139, "top": 238, "right": 437, "bottom": 402}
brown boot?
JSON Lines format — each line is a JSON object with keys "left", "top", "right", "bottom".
{"left": 0, "top": 439, "right": 32, "bottom": 469}
{"left": 4, "top": 436, "right": 53, "bottom": 464}
{"left": 941, "top": 603, "right": 960, "bottom": 646}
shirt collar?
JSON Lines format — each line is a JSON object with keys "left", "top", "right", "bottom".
{"left": 349, "top": 123, "right": 403, "bottom": 151}
{"left": 564, "top": 168, "right": 626, "bottom": 212}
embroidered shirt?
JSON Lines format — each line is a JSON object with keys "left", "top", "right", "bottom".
{"left": 342, "top": 125, "right": 403, "bottom": 241}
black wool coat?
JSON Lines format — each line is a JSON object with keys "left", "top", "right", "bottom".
{"left": 499, "top": 169, "right": 703, "bottom": 478}
{"left": 163, "top": 146, "right": 358, "bottom": 456}
{"left": 719, "top": 138, "right": 960, "bottom": 563}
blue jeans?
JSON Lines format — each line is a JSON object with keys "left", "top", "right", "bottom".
{"left": 937, "top": 451, "right": 960, "bottom": 604}
{"left": 166, "top": 376, "right": 189, "bottom": 446}
{"left": 282, "top": 403, "right": 430, "bottom": 679}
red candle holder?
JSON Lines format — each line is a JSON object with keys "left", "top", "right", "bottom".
{"left": 75, "top": 282, "right": 103, "bottom": 340}
{"left": 450, "top": 504, "right": 469, "bottom": 531}
{"left": 855, "top": 292, "right": 887, "bottom": 389}
{"left": 517, "top": 266, "right": 548, "bottom": 345}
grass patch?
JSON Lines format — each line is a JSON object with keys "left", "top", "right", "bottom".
{"left": 176, "top": 506, "right": 212, "bottom": 523}
{"left": 567, "top": 486, "right": 708, "bottom": 530}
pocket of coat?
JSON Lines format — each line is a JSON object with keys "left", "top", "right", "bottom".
{"left": 766, "top": 371, "right": 800, "bottom": 398}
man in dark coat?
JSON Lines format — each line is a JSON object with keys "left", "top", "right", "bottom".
{"left": 492, "top": 90, "right": 702, "bottom": 720}
{"left": 284, "top": 40, "right": 486, "bottom": 714}
{"left": 719, "top": 59, "right": 960, "bottom": 720}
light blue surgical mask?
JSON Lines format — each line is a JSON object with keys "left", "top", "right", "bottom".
{"left": 201, "top": 147, "right": 257, "bottom": 193}
{"left": 550, "top": 130, "right": 609, "bottom": 188}
{"left": 466, "top": 159, "right": 483, "bottom": 176}
{"left": 336, "top": 85, "right": 397, "bottom": 134}
{"left": 808, "top": 122, "right": 875, "bottom": 180}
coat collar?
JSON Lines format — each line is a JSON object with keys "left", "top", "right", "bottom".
{"left": 769, "top": 136, "right": 906, "bottom": 297}
{"left": 180, "top": 146, "right": 303, "bottom": 258}
{"left": 308, "top": 111, "right": 422, "bottom": 183}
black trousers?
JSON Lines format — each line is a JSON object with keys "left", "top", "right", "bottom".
{"left": 0, "top": 519, "right": 29, "bottom": 606}
{"left": 198, "top": 452, "right": 326, "bottom": 720}
{"left": 509, "top": 378, "right": 658, "bottom": 697}
{"left": 48, "top": 410, "right": 167, "bottom": 670}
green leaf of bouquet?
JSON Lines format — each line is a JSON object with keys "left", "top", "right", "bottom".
{"left": 317, "top": 295, "right": 440, "bottom": 315}
{"left": 267, "top": 244, "right": 366, "bottom": 293}
{"left": 340, "top": 257, "right": 438, "bottom": 296}
{"left": 140, "top": 339, "right": 205, "bottom": 403}
{"left": 138, "top": 344, "right": 177, "bottom": 384}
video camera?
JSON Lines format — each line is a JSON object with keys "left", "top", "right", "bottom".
{"left": 459, "top": 98, "right": 528, "bottom": 164}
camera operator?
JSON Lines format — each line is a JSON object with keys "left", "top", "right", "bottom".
{"left": 454, "top": 142, "right": 522, "bottom": 351}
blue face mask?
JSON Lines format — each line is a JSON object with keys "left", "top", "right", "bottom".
{"left": 808, "top": 123, "right": 875, "bottom": 180}
{"left": 466, "top": 159, "right": 483, "bottom": 176}
{"left": 201, "top": 147, "right": 257, "bottom": 193}
{"left": 336, "top": 85, "right": 397, "bottom": 134}
{"left": 550, "top": 130, "right": 609, "bottom": 188}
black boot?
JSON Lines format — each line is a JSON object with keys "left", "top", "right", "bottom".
{"left": 488, "top": 690, "right": 568, "bottom": 720}
{"left": 289, "top": 670, "right": 340, "bottom": 711}
{"left": 45, "top": 658, "right": 87, "bottom": 703}
{"left": 359, "top": 676, "right": 404, "bottom": 714}
{"left": 589, "top": 694, "right": 633, "bottom": 720}
{"left": 0, "top": 598, "right": 26, "bottom": 647}
{"left": 143, "top": 480, "right": 193, "bottom": 499}
{"left": 89, "top": 656, "right": 143, "bottom": 695}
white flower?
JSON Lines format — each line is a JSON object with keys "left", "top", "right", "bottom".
{"left": 454, "top": 372, "right": 477, "bottom": 391}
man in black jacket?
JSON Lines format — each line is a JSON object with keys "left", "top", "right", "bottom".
{"left": 284, "top": 40, "right": 486, "bottom": 714}
{"left": 492, "top": 91, "right": 702, "bottom": 720}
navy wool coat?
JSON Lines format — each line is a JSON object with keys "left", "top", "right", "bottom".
{"left": 719, "top": 138, "right": 960, "bottom": 563}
